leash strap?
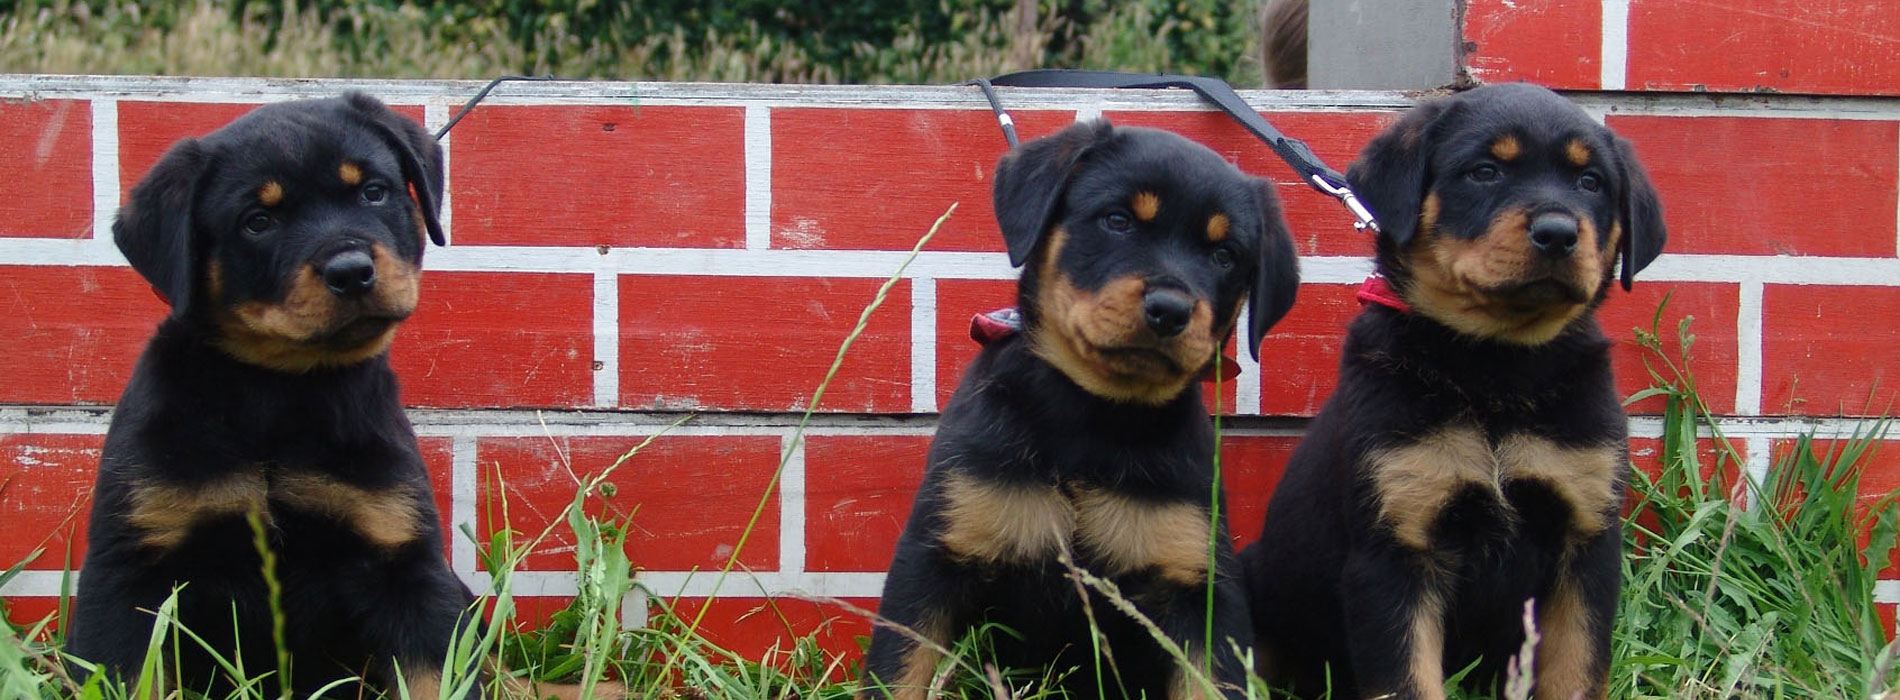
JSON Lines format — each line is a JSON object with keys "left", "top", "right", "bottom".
{"left": 434, "top": 74, "right": 558, "bottom": 141}
{"left": 971, "top": 69, "right": 1380, "bottom": 234}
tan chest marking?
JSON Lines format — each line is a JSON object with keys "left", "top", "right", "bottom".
{"left": 1534, "top": 578, "right": 1607, "bottom": 700}
{"left": 1367, "top": 426, "right": 1499, "bottom": 551}
{"left": 125, "top": 471, "right": 420, "bottom": 551}
{"left": 273, "top": 473, "right": 421, "bottom": 549}
{"left": 937, "top": 472, "right": 1075, "bottom": 563}
{"left": 1072, "top": 486, "right": 1210, "bottom": 586}
{"left": 1369, "top": 428, "right": 1622, "bottom": 550}
{"left": 1496, "top": 434, "right": 1622, "bottom": 538}
{"left": 127, "top": 473, "right": 270, "bottom": 550}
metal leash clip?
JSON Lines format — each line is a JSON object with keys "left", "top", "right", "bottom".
{"left": 1309, "top": 174, "right": 1381, "bottom": 233}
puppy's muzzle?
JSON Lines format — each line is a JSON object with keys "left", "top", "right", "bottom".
{"left": 322, "top": 249, "right": 377, "bottom": 298}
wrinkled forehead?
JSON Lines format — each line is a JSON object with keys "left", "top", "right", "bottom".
{"left": 1066, "top": 148, "right": 1252, "bottom": 219}
{"left": 1440, "top": 95, "right": 1609, "bottom": 162}
{"left": 200, "top": 113, "right": 401, "bottom": 195}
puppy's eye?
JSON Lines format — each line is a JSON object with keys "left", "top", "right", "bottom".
{"left": 243, "top": 213, "right": 274, "bottom": 235}
{"left": 1468, "top": 164, "right": 1501, "bottom": 183}
{"left": 1103, "top": 212, "right": 1133, "bottom": 233}
{"left": 1211, "top": 247, "right": 1236, "bottom": 271}
{"left": 362, "top": 183, "right": 389, "bottom": 204}
{"left": 1578, "top": 173, "right": 1602, "bottom": 192}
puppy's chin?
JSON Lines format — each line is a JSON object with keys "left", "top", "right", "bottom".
{"left": 214, "top": 312, "right": 404, "bottom": 372}
{"left": 1405, "top": 270, "right": 1592, "bottom": 346}
{"left": 1031, "top": 330, "right": 1205, "bottom": 405}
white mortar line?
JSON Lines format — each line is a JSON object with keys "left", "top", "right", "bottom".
{"left": 426, "top": 103, "right": 452, "bottom": 245}
{"left": 1876, "top": 580, "right": 1900, "bottom": 604}
{"left": 592, "top": 270, "right": 620, "bottom": 408}
{"left": 450, "top": 432, "right": 479, "bottom": 576}
{"left": 744, "top": 104, "right": 772, "bottom": 250}
{"left": 1074, "top": 103, "right": 1104, "bottom": 124}
{"left": 1235, "top": 309, "right": 1263, "bottom": 415}
{"left": 1600, "top": 0, "right": 1631, "bottom": 91}
{"left": 89, "top": 99, "right": 119, "bottom": 249}
{"left": 1735, "top": 281, "right": 1764, "bottom": 416}
{"left": 910, "top": 277, "right": 938, "bottom": 413}
{"left": 776, "top": 432, "right": 808, "bottom": 579}
{"left": 1743, "top": 436, "right": 1771, "bottom": 511}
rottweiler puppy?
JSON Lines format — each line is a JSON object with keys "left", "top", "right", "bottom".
{"left": 862, "top": 120, "right": 1301, "bottom": 700}
{"left": 65, "top": 93, "right": 473, "bottom": 699}
{"left": 1240, "top": 83, "right": 1667, "bottom": 700}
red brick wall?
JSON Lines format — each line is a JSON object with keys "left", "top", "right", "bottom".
{"left": 2, "top": 75, "right": 1896, "bottom": 648}
{"left": 1461, "top": 0, "right": 1900, "bottom": 97}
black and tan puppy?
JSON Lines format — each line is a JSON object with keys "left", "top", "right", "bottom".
{"left": 66, "top": 93, "right": 472, "bottom": 698}
{"left": 862, "top": 120, "right": 1300, "bottom": 700}
{"left": 1240, "top": 83, "right": 1666, "bottom": 700}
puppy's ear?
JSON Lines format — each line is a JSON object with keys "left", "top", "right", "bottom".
{"left": 992, "top": 119, "right": 1114, "bottom": 267}
{"left": 1346, "top": 100, "right": 1452, "bottom": 248}
{"left": 114, "top": 139, "right": 207, "bottom": 318}
{"left": 1247, "top": 178, "right": 1300, "bottom": 360}
{"left": 1612, "top": 135, "right": 1667, "bottom": 290}
{"left": 347, "top": 92, "right": 446, "bottom": 246}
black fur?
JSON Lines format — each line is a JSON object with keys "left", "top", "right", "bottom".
{"left": 68, "top": 93, "right": 471, "bottom": 699}
{"left": 863, "top": 121, "right": 1299, "bottom": 699}
{"left": 1241, "top": 83, "right": 1667, "bottom": 700}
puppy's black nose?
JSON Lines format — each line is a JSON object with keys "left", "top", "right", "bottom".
{"left": 322, "top": 250, "right": 377, "bottom": 298}
{"left": 1528, "top": 213, "right": 1579, "bottom": 258}
{"left": 1142, "top": 289, "right": 1195, "bottom": 338}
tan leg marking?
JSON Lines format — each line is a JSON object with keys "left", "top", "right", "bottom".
{"left": 1497, "top": 435, "right": 1623, "bottom": 539}
{"left": 126, "top": 473, "right": 270, "bottom": 550}
{"left": 258, "top": 181, "right": 284, "bottom": 207}
{"left": 1072, "top": 486, "right": 1210, "bottom": 586}
{"left": 1206, "top": 213, "right": 1230, "bottom": 242}
{"left": 1409, "top": 591, "right": 1449, "bottom": 700}
{"left": 400, "top": 669, "right": 440, "bottom": 699}
{"left": 1535, "top": 581, "right": 1606, "bottom": 700}
{"left": 1366, "top": 425, "right": 1498, "bottom": 551}
{"left": 1491, "top": 135, "right": 1521, "bottom": 161}
{"left": 273, "top": 473, "right": 421, "bottom": 549}
{"left": 937, "top": 472, "right": 1073, "bottom": 564}
{"left": 1133, "top": 191, "right": 1161, "bottom": 221}
{"left": 1566, "top": 140, "right": 1593, "bottom": 167}
{"left": 339, "top": 161, "right": 363, "bottom": 187}
{"left": 1169, "top": 650, "right": 1217, "bottom": 700}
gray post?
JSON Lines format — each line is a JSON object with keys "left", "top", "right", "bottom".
{"left": 1307, "top": 0, "right": 1461, "bottom": 90}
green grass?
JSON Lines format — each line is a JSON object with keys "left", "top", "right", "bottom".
{"left": 2, "top": 257, "right": 1898, "bottom": 699}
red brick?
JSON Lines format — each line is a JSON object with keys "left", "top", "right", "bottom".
{"left": 1606, "top": 115, "right": 1898, "bottom": 257}
{"left": 770, "top": 108, "right": 1075, "bottom": 252}
{"left": 1101, "top": 110, "right": 1394, "bottom": 257}
{"left": 1220, "top": 435, "right": 1300, "bottom": 551}
{"left": 118, "top": 102, "right": 423, "bottom": 201}
{"left": 0, "top": 265, "right": 167, "bottom": 405}
{"left": 804, "top": 435, "right": 930, "bottom": 573}
{"left": 1879, "top": 603, "right": 1897, "bottom": 641}
{"left": 449, "top": 105, "right": 744, "bottom": 248}
{"left": 662, "top": 596, "right": 876, "bottom": 664}
{"left": 1256, "top": 283, "right": 1358, "bottom": 417}
{"left": 2, "top": 597, "right": 61, "bottom": 637}
{"left": 1600, "top": 283, "right": 1740, "bottom": 416}
{"left": 0, "top": 99, "right": 92, "bottom": 238}
{"left": 1628, "top": 0, "right": 1900, "bottom": 97}
{"left": 418, "top": 436, "right": 456, "bottom": 557}
{"left": 1460, "top": 0, "right": 1600, "bottom": 88}
{"left": 1769, "top": 438, "right": 1900, "bottom": 578}
{"left": 390, "top": 271, "right": 594, "bottom": 409}
{"left": 1763, "top": 285, "right": 1900, "bottom": 416}
{"left": 475, "top": 435, "right": 781, "bottom": 572}
{"left": 0, "top": 434, "right": 100, "bottom": 571}
{"left": 620, "top": 275, "right": 911, "bottom": 413}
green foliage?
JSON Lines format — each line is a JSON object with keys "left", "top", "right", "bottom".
{"left": 0, "top": 0, "right": 1263, "bottom": 83}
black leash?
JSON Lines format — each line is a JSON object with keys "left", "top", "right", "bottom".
{"left": 434, "top": 74, "right": 558, "bottom": 141}
{"left": 969, "top": 69, "right": 1379, "bottom": 233}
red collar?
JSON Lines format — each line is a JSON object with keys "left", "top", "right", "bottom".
{"left": 969, "top": 308, "right": 1243, "bottom": 382}
{"left": 1356, "top": 275, "right": 1411, "bottom": 313}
